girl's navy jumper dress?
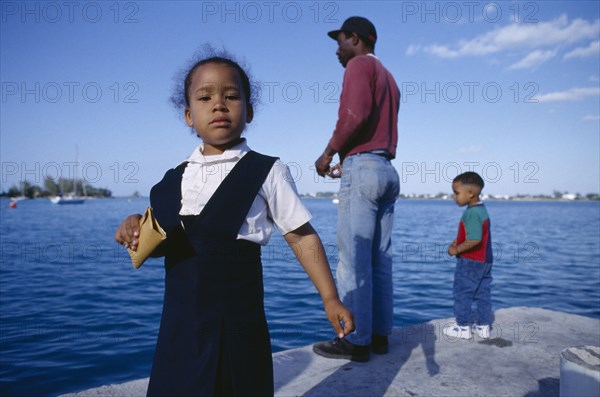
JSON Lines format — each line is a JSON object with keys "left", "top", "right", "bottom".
{"left": 146, "top": 151, "right": 278, "bottom": 396}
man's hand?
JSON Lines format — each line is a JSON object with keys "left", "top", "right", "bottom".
{"left": 315, "top": 152, "right": 333, "bottom": 177}
{"left": 328, "top": 163, "right": 343, "bottom": 178}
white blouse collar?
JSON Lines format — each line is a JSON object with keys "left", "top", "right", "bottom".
{"left": 186, "top": 138, "right": 250, "bottom": 165}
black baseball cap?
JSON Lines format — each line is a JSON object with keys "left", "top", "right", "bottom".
{"left": 327, "top": 16, "right": 377, "bottom": 44}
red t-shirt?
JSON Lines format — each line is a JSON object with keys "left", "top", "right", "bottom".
{"left": 456, "top": 203, "right": 493, "bottom": 263}
{"left": 328, "top": 54, "right": 400, "bottom": 160}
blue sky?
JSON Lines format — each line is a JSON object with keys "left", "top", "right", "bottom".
{"left": 1, "top": 1, "right": 599, "bottom": 197}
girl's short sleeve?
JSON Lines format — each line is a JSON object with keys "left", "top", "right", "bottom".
{"left": 263, "top": 160, "right": 312, "bottom": 235}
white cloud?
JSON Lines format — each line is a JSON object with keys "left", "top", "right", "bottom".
{"left": 582, "top": 114, "right": 600, "bottom": 121}
{"left": 509, "top": 49, "right": 557, "bottom": 70}
{"left": 534, "top": 87, "right": 600, "bottom": 103}
{"left": 564, "top": 40, "right": 600, "bottom": 59}
{"left": 459, "top": 145, "right": 482, "bottom": 153}
{"left": 423, "top": 15, "right": 599, "bottom": 58}
{"left": 405, "top": 44, "right": 421, "bottom": 56}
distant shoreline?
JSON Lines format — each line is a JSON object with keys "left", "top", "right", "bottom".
{"left": 2, "top": 196, "right": 599, "bottom": 203}
{"left": 300, "top": 193, "right": 600, "bottom": 202}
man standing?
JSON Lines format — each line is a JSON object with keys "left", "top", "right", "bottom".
{"left": 313, "top": 16, "right": 400, "bottom": 362}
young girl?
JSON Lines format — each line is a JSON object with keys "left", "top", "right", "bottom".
{"left": 114, "top": 50, "right": 354, "bottom": 396}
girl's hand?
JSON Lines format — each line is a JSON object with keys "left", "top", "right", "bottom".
{"left": 324, "top": 298, "right": 355, "bottom": 339}
{"left": 114, "top": 214, "right": 142, "bottom": 251}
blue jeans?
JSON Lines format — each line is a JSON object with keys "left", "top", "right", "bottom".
{"left": 336, "top": 153, "right": 400, "bottom": 346}
{"left": 453, "top": 257, "right": 493, "bottom": 326}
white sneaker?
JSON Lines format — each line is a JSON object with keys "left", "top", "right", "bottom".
{"left": 442, "top": 323, "right": 472, "bottom": 339}
{"left": 474, "top": 324, "right": 491, "bottom": 339}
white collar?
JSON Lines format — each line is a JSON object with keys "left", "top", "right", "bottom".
{"left": 185, "top": 139, "right": 251, "bottom": 165}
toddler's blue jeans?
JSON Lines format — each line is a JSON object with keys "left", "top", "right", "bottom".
{"left": 336, "top": 153, "right": 400, "bottom": 346}
{"left": 453, "top": 257, "right": 493, "bottom": 326}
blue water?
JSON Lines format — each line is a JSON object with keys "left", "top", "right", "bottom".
{"left": 1, "top": 198, "right": 599, "bottom": 396}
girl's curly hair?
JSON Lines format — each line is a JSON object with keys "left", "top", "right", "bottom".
{"left": 170, "top": 45, "right": 260, "bottom": 112}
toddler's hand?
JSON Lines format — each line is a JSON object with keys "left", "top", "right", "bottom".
{"left": 448, "top": 243, "right": 458, "bottom": 256}
{"left": 114, "top": 214, "right": 142, "bottom": 251}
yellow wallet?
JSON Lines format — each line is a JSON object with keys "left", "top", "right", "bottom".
{"left": 128, "top": 207, "right": 167, "bottom": 269}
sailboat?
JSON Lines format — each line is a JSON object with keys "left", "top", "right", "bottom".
{"left": 10, "top": 181, "right": 29, "bottom": 202}
{"left": 50, "top": 179, "right": 87, "bottom": 204}
{"left": 50, "top": 147, "right": 87, "bottom": 205}
{"left": 50, "top": 194, "right": 85, "bottom": 205}
{"left": 50, "top": 175, "right": 87, "bottom": 204}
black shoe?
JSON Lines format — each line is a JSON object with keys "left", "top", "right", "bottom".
{"left": 371, "top": 334, "right": 388, "bottom": 354}
{"left": 312, "top": 338, "right": 370, "bottom": 362}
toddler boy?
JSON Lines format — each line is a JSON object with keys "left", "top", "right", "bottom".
{"left": 444, "top": 172, "right": 493, "bottom": 339}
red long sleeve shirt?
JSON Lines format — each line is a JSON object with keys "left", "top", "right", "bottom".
{"left": 328, "top": 54, "right": 400, "bottom": 161}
